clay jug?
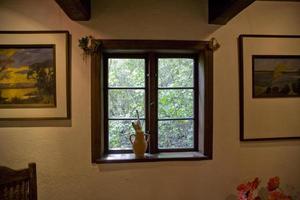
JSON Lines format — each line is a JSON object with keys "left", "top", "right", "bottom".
{"left": 129, "top": 131, "right": 150, "bottom": 158}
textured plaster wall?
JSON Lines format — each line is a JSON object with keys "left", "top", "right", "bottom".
{"left": 0, "top": 0, "right": 300, "bottom": 199}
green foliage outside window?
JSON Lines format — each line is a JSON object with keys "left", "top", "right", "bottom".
{"left": 108, "top": 58, "right": 195, "bottom": 150}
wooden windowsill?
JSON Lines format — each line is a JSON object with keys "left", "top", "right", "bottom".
{"left": 96, "top": 152, "right": 210, "bottom": 163}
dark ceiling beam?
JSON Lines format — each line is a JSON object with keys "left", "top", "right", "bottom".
{"left": 209, "top": 0, "right": 256, "bottom": 25}
{"left": 55, "top": 0, "right": 91, "bottom": 21}
{"left": 257, "top": 0, "right": 300, "bottom": 1}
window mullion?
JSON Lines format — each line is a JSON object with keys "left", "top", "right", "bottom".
{"left": 148, "top": 52, "right": 158, "bottom": 154}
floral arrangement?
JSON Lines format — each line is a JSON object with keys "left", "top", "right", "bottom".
{"left": 237, "top": 177, "right": 297, "bottom": 200}
{"left": 78, "top": 35, "right": 101, "bottom": 57}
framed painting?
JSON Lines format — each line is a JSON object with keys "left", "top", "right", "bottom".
{"left": 252, "top": 55, "right": 300, "bottom": 98}
{"left": 239, "top": 35, "right": 300, "bottom": 141}
{"left": 0, "top": 31, "right": 70, "bottom": 122}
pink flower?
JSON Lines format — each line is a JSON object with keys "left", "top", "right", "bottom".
{"left": 268, "top": 191, "right": 291, "bottom": 200}
{"left": 237, "top": 183, "right": 249, "bottom": 192}
{"left": 236, "top": 177, "right": 292, "bottom": 200}
{"left": 237, "top": 178, "right": 260, "bottom": 200}
{"left": 251, "top": 177, "right": 260, "bottom": 190}
{"left": 268, "top": 177, "right": 280, "bottom": 191}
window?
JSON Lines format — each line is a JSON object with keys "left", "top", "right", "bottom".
{"left": 104, "top": 56, "right": 146, "bottom": 152}
{"left": 91, "top": 40, "right": 213, "bottom": 163}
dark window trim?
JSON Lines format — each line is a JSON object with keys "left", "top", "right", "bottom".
{"left": 91, "top": 40, "right": 213, "bottom": 163}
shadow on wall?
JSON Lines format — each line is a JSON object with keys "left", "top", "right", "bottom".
{"left": 80, "top": 0, "right": 221, "bottom": 40}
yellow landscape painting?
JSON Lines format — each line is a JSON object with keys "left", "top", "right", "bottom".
{"left": 0, "top": 46, "right": 56, "bottom": 108}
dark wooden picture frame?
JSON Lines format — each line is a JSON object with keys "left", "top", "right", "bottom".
{"left": 0, "top": 31, "right": 71, "bottom": 123}
{"left": 239, "top": 34, "right": 300, "bottom": 141}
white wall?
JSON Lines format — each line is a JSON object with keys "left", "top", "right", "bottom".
{"left": 0, "top": 0, "right": 299, "bottom": 199}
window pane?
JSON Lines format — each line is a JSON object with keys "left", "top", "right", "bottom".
{"left": 109, "top": 120, "right": 145, "bottom": 150}
{"left": 158, "top": 58, "right": 194, "bottom": 87}
{"left": 108, "top": 58, "right": 145, "bottom": 87}
{"left": 158, "top": 120, "right": 194, "bottom": 149}
{"left": 158, "top": 89, "right": 193, "bottom": 118}
{"left": 109, "top": 89, "right": 145, "bottom": 118}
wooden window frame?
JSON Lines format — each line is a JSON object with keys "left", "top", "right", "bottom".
{"left": 91, "top": 40, "right": 213, "bottom": 163}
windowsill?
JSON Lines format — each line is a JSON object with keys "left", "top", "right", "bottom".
{"left": 96, "top": 152, "right": 210, "bottom": 163}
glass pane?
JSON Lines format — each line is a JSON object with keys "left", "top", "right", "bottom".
{"left": 158, "top": 58, "right": 194, "bottom": 87}
{"left": 108, "top": 58, "right": 145, "bottom": 87}
{"left": 158, "top": 120, "right": 194, "bottom": 149}
{"left": 109, "top": 89, "right": 145, "bottom": 118}
{"left": 109, "top": 120, "right": 145, "bottom": 150}
{"left": 158, "top": 89, "right": 193, "bottom": 118}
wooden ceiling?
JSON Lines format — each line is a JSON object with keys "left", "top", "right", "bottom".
{"left": 209, "top": 0, "right": 255, "bottom": 24}
{"left": 55, "top": 0, "right": 90, "bottom": 20}
{"left": 55, "top": 0, "right": 300, "bottom": 25}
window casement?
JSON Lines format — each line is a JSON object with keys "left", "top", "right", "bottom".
{"left": 91, "top": 40, "right": 213, "bottom": 163}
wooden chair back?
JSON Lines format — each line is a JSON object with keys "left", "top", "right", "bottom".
{"left": 0, "top": 163, "right": 37, "bottom": 200}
